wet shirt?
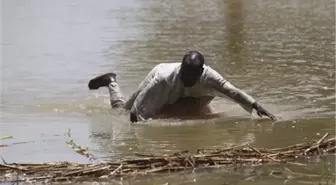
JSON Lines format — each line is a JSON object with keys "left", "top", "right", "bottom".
{"left": 123, "top": 63, "right": 256, "bottom": 120}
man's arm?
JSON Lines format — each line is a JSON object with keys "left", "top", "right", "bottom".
{"left": 129, "top": 76, "right": 170, "bottom": 122}
{"left": 201, "top": 67, "right": 276, "bottom": 120}
{"left": 123, "top": 65, "right": 159, "bottom": 110}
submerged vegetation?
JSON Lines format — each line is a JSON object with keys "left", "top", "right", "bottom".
{"left": 0, "top": 131, "right": 335, "bottom": 184}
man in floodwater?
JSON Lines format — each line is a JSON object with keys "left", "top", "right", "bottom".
{"left": 88, "top": 51, "right": 276, "bottom": 122}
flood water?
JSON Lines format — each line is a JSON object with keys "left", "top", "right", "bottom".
{"left": 1, "top": 0, "right": 335, "bottom": 184}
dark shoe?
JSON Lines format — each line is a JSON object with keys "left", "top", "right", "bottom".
{"left": 88, "top": 72, "right": 117, "bottom": 90}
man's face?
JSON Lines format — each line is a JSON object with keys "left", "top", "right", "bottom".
{"left": 180, "top": 65, "right": 204, "bottom": 87}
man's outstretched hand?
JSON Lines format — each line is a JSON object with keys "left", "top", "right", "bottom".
{"left": 252, "top": 102, "right": 276, "bottom": 121}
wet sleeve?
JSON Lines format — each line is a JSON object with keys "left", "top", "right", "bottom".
{"left": 202, "top": 68, "right": 257, "bottom": 114}
{"left": 130, "top": 76, "right": 169, "bottom": 120}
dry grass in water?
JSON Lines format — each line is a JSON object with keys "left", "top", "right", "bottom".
{"left": 0, "top": 132, "right": 335, "bottom": 183}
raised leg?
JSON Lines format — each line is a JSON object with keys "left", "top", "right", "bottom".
{"left": 88, "top": 73, "right": 125, "bottom": 108}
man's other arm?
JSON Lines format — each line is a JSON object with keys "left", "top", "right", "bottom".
{"left": 129, "top": 76, "right": 170, "bottom": 122}
{"left": 201, "top": 67, "right": 276, "bottom": 120}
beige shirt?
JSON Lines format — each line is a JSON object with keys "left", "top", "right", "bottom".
{"left": 123, "top": 63, "right": 256, "bottom": 120}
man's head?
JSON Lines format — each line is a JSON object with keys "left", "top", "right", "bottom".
{"left": 180, "top": 51, "right": 205, "bottom": 87}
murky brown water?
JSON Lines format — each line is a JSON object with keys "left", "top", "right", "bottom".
{"left": 1, "top": 0, "right": 335, "bottom": 184}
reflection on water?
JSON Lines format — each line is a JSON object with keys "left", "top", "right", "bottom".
{"left": 1, "top": 0, "right": 335, "bottom": 184}
{"left": 226, "top": 0, "right": 245, "bottom": 71}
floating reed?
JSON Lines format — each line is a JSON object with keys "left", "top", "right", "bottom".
{"left": 0, "top": 133, "right": 334, "bottom": 183}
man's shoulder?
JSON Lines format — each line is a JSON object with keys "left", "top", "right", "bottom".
{"left": 202, "top": 65, "right": 219, "bottom": 75}
{"left": 149, "top": 62, "right": 180, "bottom": 84}
{"left": 203, "top": 64, "right": 215, "bottom": 70}
{"left": 154, "top": 62, "right": 180, "bottom": 69}
{"left": 153, "top": 62, "right": 180, "bottom": 74}
{"left": 200, "top": 65, "right": 226, "bottom": 81}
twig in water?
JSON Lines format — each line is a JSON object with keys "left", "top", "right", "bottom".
{"left": 325, "top": 146, "right": 336, "bottom": 153}
{"left": 304, "top": 133, "right": 329, "bottom": 155}
{"left": 1, "top": 156, "right": 8, "bottom": 164}
{"left": 134, "top": 153, "right": 156, "bottom": 157}
{"left": 65, "top": 129, "right": 96, "bottom": 163}
{"left": 110, "top": 164, "right": 123, "bottom": 176}
{"left": 0, "top": 164, "right": 28, "bottom": 171}
{"left": 0, "top": 136, "right": 13, "bottom": 140}
{"left": 246, "top": 144, "right": 279, "bottom": 162}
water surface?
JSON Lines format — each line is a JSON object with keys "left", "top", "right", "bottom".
{"left": 1, "top": 0, "right": 335, "bottom": 184}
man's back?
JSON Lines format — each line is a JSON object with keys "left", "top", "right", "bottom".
{"left": 153, "top": 63, "right": 226, "bottom": 98}
{"left": 132, "top": 62, "right": 216, "bottom": 118}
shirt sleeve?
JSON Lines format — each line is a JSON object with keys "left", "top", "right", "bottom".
{"left": 130, "top": 76, "right": 170, "bottom": 120}
{"left": 201, "top": 67, "right": 256, "bottom": 114}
